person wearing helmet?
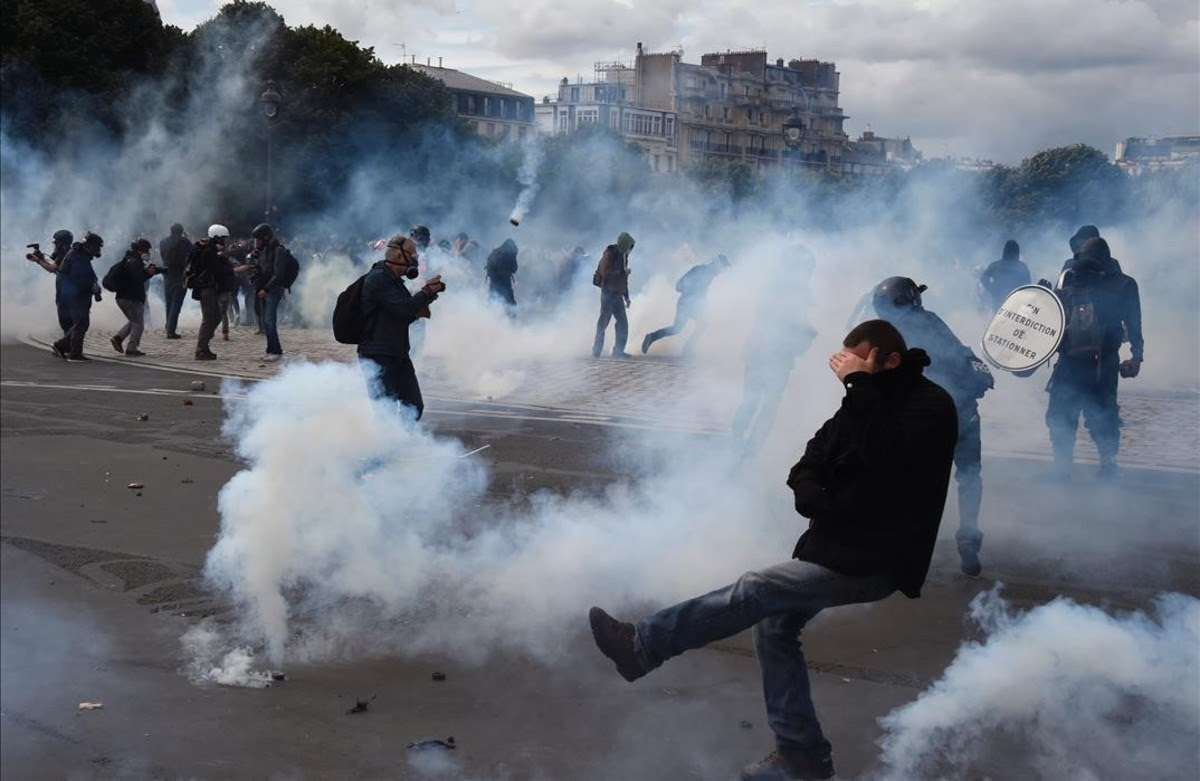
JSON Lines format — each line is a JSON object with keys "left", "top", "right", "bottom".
{"left": 641, "top": 253, "right": 731, "bottom": 356}
{"left": 25, "top": 229, "right": 76, "bottom": 336}
{"left": 159, "top": 223, "right": 192, "bottom": 339}
{"left": 868, "top": 276, "right": 994, "bottom": 577}
{"left": 251, "top": 222, "right": 299, "bottom": 362}
{"left": 109, "top": 238, "right": 161, "bottom": 357}
{"left": 51, "top": 231, "right": 105, "bottom": 361}
{"left": 184, "top": 224, "right": 236, "bottom": 360}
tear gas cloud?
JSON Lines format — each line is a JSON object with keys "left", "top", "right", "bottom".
{"left": 874, "top": 587, "right": 1200, "bottom": 781}
{"left": 3, "top": 14, "right": 1198, "bottom": 775}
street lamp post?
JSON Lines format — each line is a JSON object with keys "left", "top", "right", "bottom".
{"left": 782, "top": 108, "right": 807, "bottom": 165}
{"left": 260, "top": 80, "right": 282, "bottom": 222}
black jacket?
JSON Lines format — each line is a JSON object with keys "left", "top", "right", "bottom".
{"left": 113, "top": 252, "right": 157, "bottom": 302}
{"left": 980, "top": 258, "right": 1031, "bottom": 310}
{"left": 787, "top": 351, "right": 958, "bottom": 598}
{"left": 357, "top": 261, "right": 436, "bottom": 357}
{"left": 257, "top": 241, "right": 299, "bottom": 292}
{"left": 879, "top": 305, "right": 993, "bottom": 407}
{"left": 159, "top": 234, "right": 192, "bottom": 284}
{"left": 186, "top": 240, "right": 235, "bottom": 294}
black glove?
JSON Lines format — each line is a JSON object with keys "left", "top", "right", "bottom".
{"left": 1118, "top": 359, "right": 1141, "bottom": 378}
{"left": 1036, "top": 278, "right": 1053, "bottom": 289}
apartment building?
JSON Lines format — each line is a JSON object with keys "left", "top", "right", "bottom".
{"left": 1115, "top": 135, "right": 1200, "bottom": 174}
{"left": 537, "top": 44, "right": 851, "bottom": 173}
{"left": 409, "top": 63, "right": 536, "bottom": 144}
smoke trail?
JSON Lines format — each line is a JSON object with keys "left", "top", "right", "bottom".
{"left": 507, "top": 138, "right": 544, "bottom": 226}
{"left": 875, "top": 587, "right": 1200, "bottom": 780}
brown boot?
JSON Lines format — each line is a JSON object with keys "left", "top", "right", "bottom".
{"left": 741, "top": 749, "right": 834, "bottom": 781}
{"left": 588, "top": 607, "right": 648, "bottom": 682}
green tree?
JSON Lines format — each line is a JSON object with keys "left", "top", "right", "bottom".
{"left": 1013, "top": 143, "right": 1127, "bottom": 227}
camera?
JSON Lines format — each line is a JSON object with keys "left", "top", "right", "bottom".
{"left": 25, "top": 242, "right": 43, "bottom": 261}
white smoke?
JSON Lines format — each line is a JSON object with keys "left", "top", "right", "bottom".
{"left": 875, "top": 587, "right": 1200, "bottom": 781}
{"left": 507, "top": 137, "right": 544, "bottom": 226}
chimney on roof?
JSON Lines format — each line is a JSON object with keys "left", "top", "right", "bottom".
{"left": 637, "top": 42, "right": 643, "bottom": 55}
{"left": 438, "top": 57, "right": 442, "bottom": 68}
{"left": 427, "top": 57, "right": 431, "bottom": 66}
{"left": 776, "top": 58, "right": 784, "bottom": 66}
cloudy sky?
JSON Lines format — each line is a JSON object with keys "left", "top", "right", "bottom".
{"left": 157, "top": 0, "right": 1199, "bottom": 162}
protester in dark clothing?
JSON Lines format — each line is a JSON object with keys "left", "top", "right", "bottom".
{"left": 109, "top": 239, "right": 160, "bottom": 357}
{"left": 592, "top": 231, "right": 635, "bottom": 357}
{"left": 641, "top": 254, "right": 730, "bottom": 355}
{"left": 26, "top": 229, "right": 75, "bottom": 335}
{"left": 186, "top": 225, "right": 235, "bottom": 360}
{"left": 159, "top": 223, "right": 192, "bottom": 339}
{"left": 1059, "top": 224, "right": 1124, "bottom": 277}
{"left": 252, "top": 223, "right": 299, "bottom": 361}
{"left": 979, "top": 239, "right": 1031, "bottom": 311}
{"left": 485, "top": 238, "right": 519, "bottom": 313}
{"left": 870, "top": 276, "right": 994, "bottom": 577}
{"left": 1046, "top": 236, "right": 1143, "bottom": 478}
{"left": 52, "top": 232, "right": 105, "bottom": 362}
{"left": 589, "top": 320, "right": 957, "bottom": 781}
{"left": 358, "top": 235, "right": 446, "bottom": 420}
{"left": 555, "top": 246, "right": 590, "bottom": 294}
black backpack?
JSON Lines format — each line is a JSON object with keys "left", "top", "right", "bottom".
{"left": 1058, "top": 272, "right": 1106, "bottom": 360}
{"left": 101, "top": 259, "right": 125, "bottom": 293}
{"left": 332, "top": 273, "right": 370, "bottom": 344}
{"left": 279, "top": 249, "right": 300, "bottom": 289}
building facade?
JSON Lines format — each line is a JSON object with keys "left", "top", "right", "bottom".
{"left": 1115, "top": 135, "right": 1200, "bottom": 174}
{"left": 536, "top": 44, "right": 854, "bottom": 173}
{"left": 409, "top": 63, "right": 536, "bottom": 144}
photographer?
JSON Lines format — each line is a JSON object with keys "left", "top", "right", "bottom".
{"left": 358, "top": 235, "right": 445, "bottom": 420}
{"left": 109, "top": 238, "right": 160, "bottom": 357}
{"left": 51, "top": 231, "right": 104, "bottom": 362}
{"left": 26, "top": 229, "right": 75, "bottom": 336}
{"left": 185, "top": 225, "right": 235, "bottom": 361}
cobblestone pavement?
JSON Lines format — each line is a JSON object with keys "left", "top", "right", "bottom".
{"left": 26, "top": 324, "right": 1200, "bottom": 473}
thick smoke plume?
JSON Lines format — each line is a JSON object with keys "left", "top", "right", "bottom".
{"left": 875, "top": 587, "right": 1200, "bottom": 781}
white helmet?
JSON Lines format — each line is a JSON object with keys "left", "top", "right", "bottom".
{"left": 208, "top": 224, "right": 230, "bottom": 239}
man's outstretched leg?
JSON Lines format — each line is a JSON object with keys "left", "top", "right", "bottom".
{"left": 589, "top": 561, "right": 894, "bottom": 780}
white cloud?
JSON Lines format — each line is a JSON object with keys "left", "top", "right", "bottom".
{"left": 155, "top": 0, "right": 1199, "bottom": 162}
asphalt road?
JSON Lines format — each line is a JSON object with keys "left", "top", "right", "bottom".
{"left": 2, "top": 341, "right": 1197, "bottom": 780}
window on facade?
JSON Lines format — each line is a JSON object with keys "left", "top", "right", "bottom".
{"left": 653, "top": 154, "right": 660, "bottom": 172}
{"left": 467, "top": 95, "right": 476, "bottom": 113}
{"left": 722, "top": 107, "right": 730, "bottom": 121}
{"left": 483, "top": 97, "right": 491, "bottom": 116}
{"left": 579, "top": 109, "right": 599, "bottom": 124}
{"left": 499, "top": 99, "right": 506, "bottom": 118}
{"left": 610, "top": 111, "right": 620, "bottom": 129}
{"left": 571, "top": 87, "right": 579, "bottom": 101}
{"left": 559, "top": 113, "right": 569, "bottom": 132}
{"left": 665, "top": 117, "right": 674, "bottom": 136}
{"left": 666, "top": 156, "right": 674, "bottom": 172}
{"left": 652, "top": 115, "right": 661, "bottom": 135}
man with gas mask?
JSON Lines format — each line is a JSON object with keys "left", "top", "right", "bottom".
{"left": 357, "top": 235, "right": 446, "bottom": 420}
{"left": 869, "top": 277, "right": 994, "bottom": 577}
{"left": 52, "top": 231, "right": 105, "bottom": 362}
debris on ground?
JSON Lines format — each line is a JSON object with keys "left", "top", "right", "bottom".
{"left": 345, "top": 698, "right": 373, "bottom": 715}
{"left": 270, "top": 671, "right": 287, "bottom": 681}
{"left": 78, "top": 702, "right": 104, "bottom": 711}
{"left": 190, "top": 381, "right": 206, "bottom": 392}
{"left": 183, "top": 400, "right": 194, "bottom": 406}
{"left": 181, "top": 478, "right": 194, "bottom": 484}
{"left": 90, "top": 520, "right": 107, "bottom": 524}
{"left": 407, "top": 737, "right": 456, "bottom": 751}
{"left": 126, "top": 483, "right": 143, "bottom": 490}
{"left": 431, "top": 672, "right": 446, "bottom": 681}
{"left": 137, "top": 414, "right": 149, "bottom": 422}
{"left": 740, "top": 720, "right": 753, "bottom": 729}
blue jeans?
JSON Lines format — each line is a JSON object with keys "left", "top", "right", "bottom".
{"left": 635, "top": 560, "right": 895, "bottom": 753}
{"left": 261, "top": 287, "right": 285, "bottom": 355}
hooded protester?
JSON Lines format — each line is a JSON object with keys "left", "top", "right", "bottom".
{"left": 485, "top": 238, "right": 519, "bottom": 313}
{"left": 25, "top": 229, "right": 75, "bottom": 335}
{"left": 51, "top": 231, "right": 104, "bottom": 362}
{"left": 870, "top": 276, "right": 994, "bottom": 576}
{"left": 588, "top": 320, "right": 957, "bottom": 781}
{"left": 592, "top": 231, "right": 635, "bottom": 357}
{"left": 1045, "top": 236, "right": 1143, "bottom": 478}
{"left": 159, "top": 223, "right": 192, "bottom": 339}
{"left": 641, "top": 253, "right": 731, "bottom": 355}
{"left": 108, "top": 238, "right": 160, "bottom": 357}
{"left": 1060, "top": 225, "right": 1123, "bottom": 276}
{"left": 979, "top": 239, "right": 1031, "bottom": 311}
